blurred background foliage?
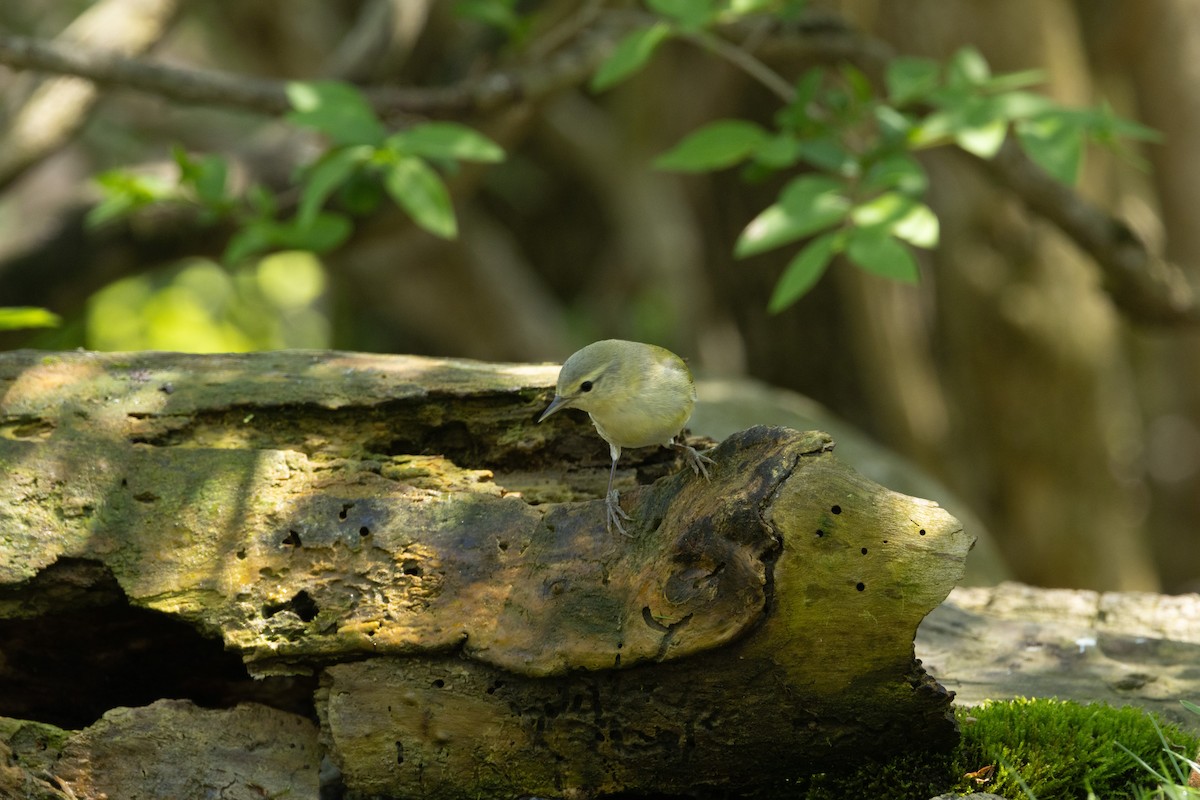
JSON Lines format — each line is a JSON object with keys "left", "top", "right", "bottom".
{"left": 1, "top": 0, "right": 1199, "bottom": 594}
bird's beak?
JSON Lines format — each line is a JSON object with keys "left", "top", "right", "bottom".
{"left": 538, "top": 394, "right": 570, "bottom": 423}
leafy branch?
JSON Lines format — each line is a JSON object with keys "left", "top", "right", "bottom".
{"left": 592, "top": 1, "right": 1162, "bottom": 312}
{"left": 89, "top": 81, "right": 504, "bottom": 264}
{"left": 0, "top": 1, "right": 1194, "bottom": 326}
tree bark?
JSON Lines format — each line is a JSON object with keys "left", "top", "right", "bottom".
{"left": 0, "top": 350, "right": 972, "bottom": 798}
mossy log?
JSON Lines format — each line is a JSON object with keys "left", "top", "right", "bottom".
{"left": 0, "top": 350, "right": 973, "bottom": 798}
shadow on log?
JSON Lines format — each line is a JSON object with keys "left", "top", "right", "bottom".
{"left": 0, "top": 351, "right": 973, "bottom": 798}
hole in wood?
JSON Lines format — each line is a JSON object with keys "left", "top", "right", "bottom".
{"left": 262, "top": 590, "right": 319, "bottom": 622}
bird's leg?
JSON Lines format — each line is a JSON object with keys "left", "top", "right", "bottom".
{"left": 605, "top": 450, "right": 633, "bottom": 537}
{"left": 671, "top": 438, "right": 715, "bottom": 480}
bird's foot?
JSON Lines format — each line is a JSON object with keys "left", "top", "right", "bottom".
{"left": 606, "top": 489, "right": 634, "bottom": 537}
{"left": 673, "top": 442, "right": 715, "bottom": 480}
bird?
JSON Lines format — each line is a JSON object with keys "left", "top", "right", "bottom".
{"left": 538, "top": 339, "right": 714, "bottom": 535}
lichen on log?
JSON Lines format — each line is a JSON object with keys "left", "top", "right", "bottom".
{"left": 0, "top": 350, "right": 973, "bottom": 798}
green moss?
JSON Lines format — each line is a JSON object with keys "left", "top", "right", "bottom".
{"left": 787, "top": 698, "right": 1200, "bottom": 799}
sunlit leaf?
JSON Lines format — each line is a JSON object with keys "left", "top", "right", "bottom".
{"left": 383, "top": 157, "right": 457, "bottom": 239}
{"left": 655, "top": 119, "right": 770, "bottom": 171}
{"left": 0, "top": 307, "right": 61, "bottom": 330}
{"left": 947, "top": 46, "right": 991, "bottom": 87}
{"left": 890, "top": 203, "right": 939, "bottom": 249}
{"left": 286, "top": 81, "right": 386, "bottom": 147}
{"left": 955, "top": 116, "right": 1008, "bottom": 158}
{"left": 851, "top": 193, "right": 938, "bottom": 248}
{"left": 768, "top": 231, "right": 839, "bottom": 313}
{"left": 388, "top": 122, "right": 505, "bottom": 163}
{"left": 591, "top": 23, "right": 671, "bottom": 91}
{"left": 86, "top": 171, "right": 174, "bottom": 227}
{"left": 735, "top": 175, "right": 849, "bottom": 258}
{"left": 845, "top": 228, "right": 920, "bottom": 282}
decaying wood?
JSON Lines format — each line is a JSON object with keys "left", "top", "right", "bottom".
{"left": 0, "top": 350, "right": 973, "bottom": 798}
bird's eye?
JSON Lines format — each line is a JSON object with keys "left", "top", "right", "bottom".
{"left": 580, "top": 380, "right": 594, "bottom": 392}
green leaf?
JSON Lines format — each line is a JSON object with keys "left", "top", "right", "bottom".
{"left": 890, "top": 202, "right": 939, "bottom": 248}
{"left": 840, "top": 63, "right": 872, "bottom": 104}
{"left": 861, "top": 153, "right": 927, "bottom": 194}
{"left": 591, "top": 23, "right": 671, "bottom": 91}
{"left": 286, "top": 81, "right": 386, "bottom": 147}
{"left": 296, "top": 145, "right": 373, "bottom": 224}
{"left": 0, "top": 307, "right": 61, "bottom": 331}
{"left": 886, "top": 56, "right": 941, "bottom": 105}
{"left": 337, "top": 171, "right": 385, "bottom": 216}
{"left": 247, "top": 184, "right": 278, "bottom": 218}
{"left": 795, "top": 137, "right": 858, "bottom": 175}
{"left": 388, "top": 122, "right": 505, "bottom": 163}
{"left": 752, "top": 133, "right": 802, "bottom": 169}
{"left": 874, "top": 104, "right": 915, "bottom": 144}
{"left": 955, "top": 116, "right": 1008, "bottom": 158}
{"left": 982, "top": 68, "right": 1045, "bottom": 94}
{"left": 224, "top": 220, "right": 278, "bottom": 264}
{"left": 86, "top": 171, "right": 174, "bottom": 228}
{"left": 454, "top": 0, "right": 521, "bottom": 34}
{"left": 1101, "top": 111, "right": 1161, "bottom": 143}
{"left": 655, "top": 119, "right": 769, "bottom": 171}
{"left": 768, "top": 231, "right": 839, "bottom": 313}
{"left": 384, "top": 157, "right": 458, "bottom": 239}
{"left": 647, "top": 0, "right": 717, "bottom": 29}
{"left": 274, "top": 212, "right": 353, "bottom": 253}
{"left": 735, "top": 175, "right": 850, "bottom": 258}
{"left": 776, "top": 69, "right": 825, "bottom": 134}
{"left": 850, "top": 193, "right": 938, "bottom": 247}
{"left": 174, "top": 148, "right": 229, "bottom": 206}
{"left": 790, "top": 68, "right": 824, "bottom": 115}
{"left": 947, "top": 46, "right": 991, "bottom": 88}
{"left": 913, "top": 93, "right": 1013, "bottom": 156}
{"left": 986, "top": 91, "right": 1056, "bottom": 125}
{"left": 845, "top": 228, "right": 920, "bottom": 282}
{"left": 725, "top": 0, "right": 778, "bottom": 15}
{"left": 1016, "top": 113, "right": 1085, "bottom": 184}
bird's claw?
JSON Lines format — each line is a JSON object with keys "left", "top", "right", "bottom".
{"left": 606, "top": 489, "right": 634, "bottom": 537}
{"left": 675, "top": 443, "right": 715, "bottom": 480}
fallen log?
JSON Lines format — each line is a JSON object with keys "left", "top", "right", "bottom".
{"left": 0, "top": 350, "right": 973, "bottom": 798}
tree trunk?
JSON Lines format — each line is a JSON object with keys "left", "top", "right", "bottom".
{"left": 0, "top": 350, "right": 971, "bottom": 798}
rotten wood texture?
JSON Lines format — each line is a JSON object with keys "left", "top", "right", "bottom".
{"left": 0, "top": 350, "right": 973, "bottom": 798}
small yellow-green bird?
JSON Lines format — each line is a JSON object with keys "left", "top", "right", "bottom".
{"left": 538, "top": 339, "right": 714, "bottom": 535}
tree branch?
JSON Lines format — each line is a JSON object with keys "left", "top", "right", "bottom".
{"left": 751, "top": 21, "right": 1200, "bottom": 326}
{"left": 0, "top": 13, "right": 1194, "bottom": 325}
{"left": 975, "top": 140, "right": 1200, "bottom": 324}
{"left": 0, "top": 0, "right": 181, "bottom": 188}
{"left": 0, "top": 27, "right": 610, "bottom": 121}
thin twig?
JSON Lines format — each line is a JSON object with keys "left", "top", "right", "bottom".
{"left": 677, "top": 28, "right": 796, "bottom": 103}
